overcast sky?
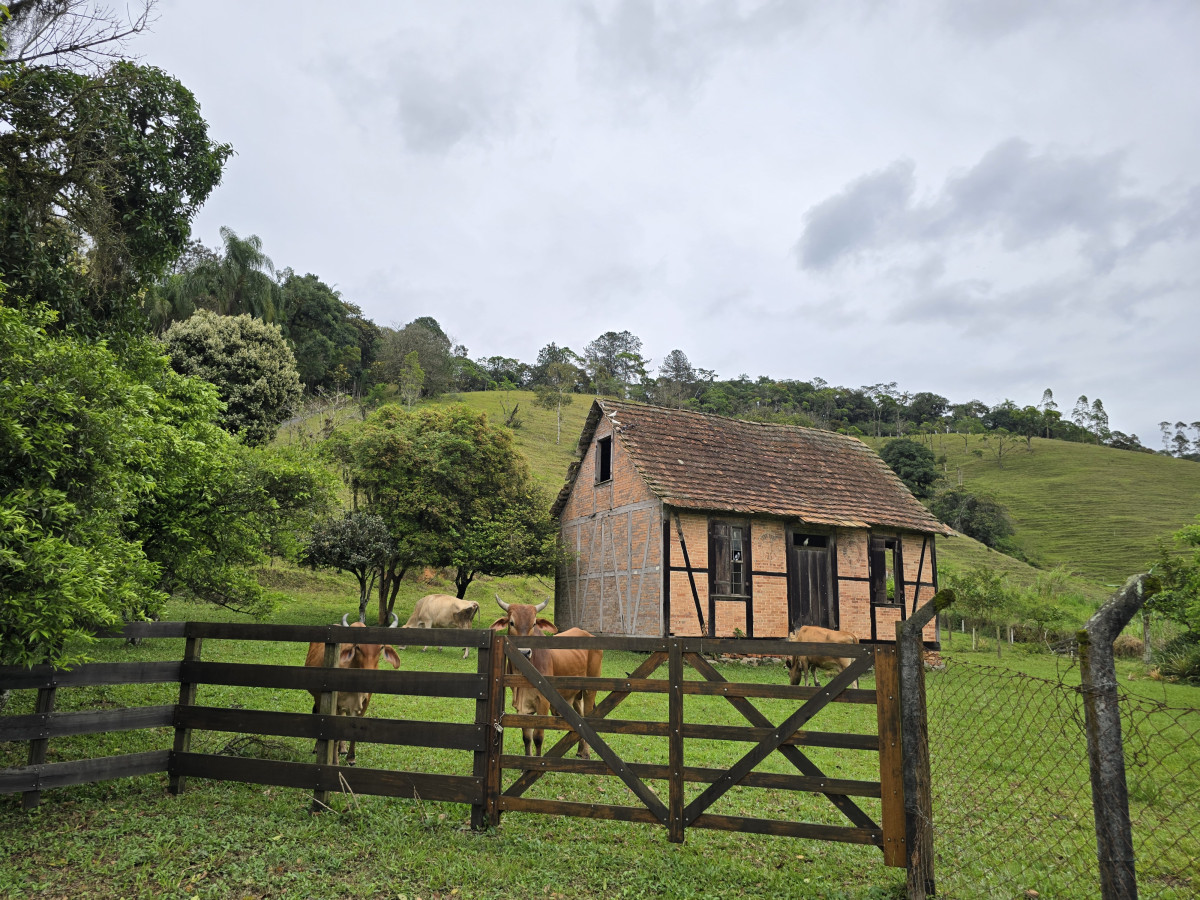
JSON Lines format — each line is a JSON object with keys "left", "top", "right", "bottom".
{"left": 138, "top": 1, "right": 1200, "bottom": 446}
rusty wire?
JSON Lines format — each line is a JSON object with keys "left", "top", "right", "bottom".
{"left": 923, "top": 658, "right": 1198, "bottom": 900}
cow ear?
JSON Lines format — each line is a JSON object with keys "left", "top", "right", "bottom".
{"left": 383, "top": 646, "right": 401, "bottom": 669}
{"left": 536, "top": 618, "right": 558, "bottom": 635}
{"left": 338, "top": 645, "right": 356, "bottom": 666}
{"left": 489, "top": 617, "right": 509, "bottom": 632}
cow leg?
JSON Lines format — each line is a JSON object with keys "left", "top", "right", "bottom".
{"left": 533, "top": 728, "right": 544, "bottom": 757}
{"left": 522, "top": 728, "right": 534, "bottom": 757}
{"left": 462, "top": 646, "right": 470, "bottom": 660}
{"left": 572, "top": 692, "right": 592, "bottom": 759}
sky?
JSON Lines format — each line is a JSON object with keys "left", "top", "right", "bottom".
{"left": 137, "top": 1, "right": 1200, "bottom": 447}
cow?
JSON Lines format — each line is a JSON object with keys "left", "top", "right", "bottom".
{"left": 399, "top": 594, "right": 480, "bottom": 659}
{"left": 304, "top": 613, "right": 401, "bottom": 766}
{"left": 785, "top": 625, "right": 861, "bottom": 689}
{"left": 491, "top": 595, "right": 603, "bottom": 759}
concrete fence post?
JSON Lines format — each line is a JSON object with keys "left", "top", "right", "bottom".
{"left": 1078, "top": 572, "right": 1155, "bottom": 900}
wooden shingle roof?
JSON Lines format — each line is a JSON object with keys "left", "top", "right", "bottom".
{"left": 552, "top": 399, "right": 951, "bottom": 535}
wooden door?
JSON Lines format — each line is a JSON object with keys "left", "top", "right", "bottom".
{"left": 787, "top": 532, "right": 836, "bottom": 631}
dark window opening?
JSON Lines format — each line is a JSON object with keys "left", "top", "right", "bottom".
{"left": 793, "top": 534, "right": 828, "bottom": 549}
{"left": 870, "top": 536, "right": 904, "bottom": 607}
{"left": 596, "top": 436, "right": 612, "bottom": 483}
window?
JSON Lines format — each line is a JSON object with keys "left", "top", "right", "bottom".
{"left": 595, "top": 436, "right": 612, "bottom": 483}
{"left": 710, "top": 520, "right": 751, "bottom": 597}
{"left": 869, "top": 535, "right": 904, "bottom": 607}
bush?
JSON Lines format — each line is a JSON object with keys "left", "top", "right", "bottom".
{"left": 930, "top": 488, "right": 1015, "bottom": 549}
{"left": 1157, "top": 635, "right": 1200, "bottom": 684}
{"left": 1113, "top": 634, "right": 1145, "bottom": 659}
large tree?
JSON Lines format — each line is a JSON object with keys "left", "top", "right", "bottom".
{"left": 163, "top": 310, "right": 303, "bottom": 446}
{"left": 325, "top": 404, "right": 559, "bottom": 621}
{"left": 879, "top": 438, "right": 940, "bottom": 499}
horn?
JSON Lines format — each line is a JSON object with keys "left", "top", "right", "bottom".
{"left": 342, "top": 614, "right": 350, "bottom": 627}
{"left": 495, "top": 594, "right": 510, "bottom": 612}
{"left": 388, "top": 611, "right": 399, "bottom": 628}
{"left": 534, "top": 598, "right": 549, "bottom": 612}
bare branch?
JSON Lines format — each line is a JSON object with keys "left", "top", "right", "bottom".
{"left": 3, "top": 0, "right": 157, "bottom": 70}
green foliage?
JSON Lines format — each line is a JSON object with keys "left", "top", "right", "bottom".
{"left": 940, "top": 565, "right": 1015, "bottom": 627}
{"left": 1157, "top": 634, "right": 1200, "bottom": 683}
{"left": 163, "top": 310, "right": 303, "bottom": 446}
{"left": 1148, "top": 515, "right": 1200, "bottom": 635}
{"left": 929, "top": 487, "right": 1015, "bottom": 549}
{"left": 0, "top": 60, "right": 230, "bottom": 338}
{"left": 879, "top": 437, "right": 940, "bottom": 498}
{"left": 302, "top": 512, "right": 394, "bottom": 622}
{"left": 398, "top": 350, "right": 424, "bottom": 409}
{"left": 375, "top": 317, "right": 453, "bottom": 399}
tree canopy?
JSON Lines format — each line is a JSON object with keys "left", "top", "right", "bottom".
{"left": 879, "top": 438, "right": 940, "bottom": 499}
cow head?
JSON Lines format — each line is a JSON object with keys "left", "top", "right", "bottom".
{"left": 338, "top": 613, "right": 402, "bottom": 670}
{"left": 491, "top": 595, "right": 557, "bottom": 637}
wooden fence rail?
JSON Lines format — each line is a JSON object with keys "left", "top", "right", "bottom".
{"left": 0, "top": 619, "right": 931, "bottom": 889}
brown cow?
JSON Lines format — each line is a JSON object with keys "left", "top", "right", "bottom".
{"left": 304, "top": 613, "right": 400, "bottom": 766}
{"left": 785, "top": 625, "right": 860, "bottom": 689}
{"left": 400, "top": 594, "right": 480, "bottom": 659}
{"left": 491, "top": 595, "right": 603, "bottom": 758}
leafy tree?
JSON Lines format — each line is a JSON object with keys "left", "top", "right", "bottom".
{"left": 940, "top": 565, "right": 1014, "bottom": 652}
{"left": 325, "top": 404, "right": 559, "bottom": 620}
{"left": 0, "top": 59, "right": 231, "bottom": 338}
{"left": 1148, "top": 516, "right": 1200, "bottom": 636}
{"left": 302, "top": 512, "right": 395, "bottom": 623}
{"left": 398, "top": 350, "right": 424, "bottom": 409}
{"left": 930, "top": 488, "right": 1015, "bottom": 549}
{"left": 274, "top": 270, "right": 374, "bottom": 393}
{"left": 583, "top": 330, "right": 647, "bottom": 398}
{"left": 982, "top": 428, "right": 1019, "bottom": 467}
{"left": 907, "top": 391, "right": 949, "bottom": 427}
{"left": 375, "top": 317, "right": 453, "bottom": 398}
{"left": 163, "top": 310, "right": 303, "bottom": 446}
{"left": 879, "top": 438, "right": 940, "bottom": 499}
{"left": 533, "top": 361, "right": 576, "bottom": 444}
{"left": 1039, "top": 388, "right": 1059, "bottom": 438}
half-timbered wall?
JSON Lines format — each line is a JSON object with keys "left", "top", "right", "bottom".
{"left": 556, "top": 415, "right": 664, "bottom": 636}
{"left": 836, "top": 530, "right": 938, "bottom": 644}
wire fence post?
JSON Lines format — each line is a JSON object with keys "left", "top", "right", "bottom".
{"left": 897, "top": 588, "right": 956, "bottom": 899}
{"left": 1078, "top": 572, "right": 1153, "bottom": 900}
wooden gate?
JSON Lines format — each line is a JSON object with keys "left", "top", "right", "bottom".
{"left": 487, "top": 632, "right": 909, "bottom": 865}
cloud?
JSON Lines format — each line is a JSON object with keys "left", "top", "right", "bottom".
{"left": 793, "top": 160, "right": 916, "bottom": 270}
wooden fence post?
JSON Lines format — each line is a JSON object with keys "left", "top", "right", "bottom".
{"left": 22, "top": 682, "right": 58, "bottom": 810}
{"left": 473, "top": 630, "right": 504, "bottom": 831}
{"left": 311, "top": 637, "right": 340, "bottom": 813}
{"left": 875, "top": 643, "right": 907, "bottom": 869}
{"left": 667, "top": 637, "right": 685, "bottom": 843}
{"left": 897, "top": 588, "right": 956, "bottom": 899}
{"left": 169, "top": 634, "right": 203, "bottom": 795}
{"left": 1079, "top": 573, "right": 1152, "bottom": 900}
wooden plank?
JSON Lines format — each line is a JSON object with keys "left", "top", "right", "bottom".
{"left": 502, "top": 650, "right": 667, "bottom": 799}
{"left": 668, "top": 637, "right": 685, "bottom": 842}
{"left": 180, "top": 662, "right": 486, "bottom": 698}
{"left": 170, "top": 753, "right": 482, "bottom": 804}
{"left": 503, "top": 634, "right": 866, "bottom": 657}
{"left": 500, "top": 755, "right": 881, "bottom": 796}
{"left": 1, "top": 751, "right": 170, "bottom": 795}
{"left": 499, "top": 794, "right": 661, "bottom": 825}
{"left": 674, "top": 512, "right": 706, "bottom": 633}
{"left": 180, "top": 621, "right": 489, "bottom": 647}
{"left": 503, "top": 642, "right": 669, "bottom": 826}
{"left": 175, "top": 706, "right": 484, "bottom": 751}
{"left": 499, "top": 713, "right": 879, "bottom": 750}
{"left": 22, "top": 685, "right": 56, "bottom": 809}
{"left": 3, "top": 705, "right": 175, "bottom": 741}
{"left": 0, "top": 661, "right": 182, "bottom": 690}
{"left": 690, "top": 813, "right": 882, "bottom": 846}
{"left": 683, "top": 654, "right": 875, "bottom": 827}
{"left": 95, "top": 621, "right": 189, "bottom": 640}
{"left": 311, "top": 639, "right": 338, "bottom": 813}
{"left": 875, "top": 643, "right": 907, "bottom": 868}
{"left": 500, "top": 674, "right": 876, "bottom": 703}
{"left": 170, "top": 635, "right": 202, "bottom": 795}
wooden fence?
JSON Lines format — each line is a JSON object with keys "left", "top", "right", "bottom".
{"left": 0, "top": 620, "right": 934, "bottom": 888}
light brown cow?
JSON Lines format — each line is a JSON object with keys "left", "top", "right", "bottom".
{"left": 491, "top": 595, "right": 603, "bottom": 758}
{"left": 400, "top": 594, "right": 480, "bottom": 659}
{"left": 785, "top": 625, "right": 860, "bottom": 689}
{"left": 304, "top": 613, "right": 400, "bottom": 766}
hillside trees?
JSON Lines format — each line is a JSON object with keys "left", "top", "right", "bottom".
{"left": 325, "top": 404, "right": 559, "bottom": 622}
{"left": 930, "top": 488, "right": 1015, "bottom": 549}
{"left": 1149, "top": 516, "right": 1200, "bottom": 636}
{"left": 376, "top": 316, "right": 454, "bottom": 399}
{"left": 163, "top": 310, "right": 303, "bottom": 446}
{"left": 533, "top": 361, "right": 576, "bottom": 444}
{"left": 879, "top": 438, "right": 939, "bottom": 499}
{"left": 584, "top": 330, "right": 648, "bottom": 398}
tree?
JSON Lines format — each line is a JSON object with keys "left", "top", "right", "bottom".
{"left": 325, "top": 404, "right": 559, "bottom": 620}
{"left": 930, "top": 488, "right": 1015, "bottom": 549}
{"left": 879, "top": 438, "right": 939, "bottom": 499}
{"left": 940, "top": 565, "right": 1014, "bottom": 652}
{"left": 982, "top": 428, "right": 1018, "bottom": 468}
{"left": 375, "top": 317, "right": 453, "bottom": 399}
{"left": 275, "top": 270, "right": 373, "bottom": 393}
{"left": 1039, "top": 389, "right": 1059, "bottom": 438}
{"left": 653, "top": 349, "right": 702, "bottom": 408}
{"left": 0, "top": 60, "right": 231, "bottom": 338}
{"left": 533, "top": 361, "right": 576, "bottom": 444}
{"left": 2, "top": 0, "right": 155, "bottom": 69}
{"left": 1090, "top": 398, "right": 1111, "bottom": 444}
{"left": 1148, "top": 516, "right": 1200, "bottom": 636}
{"left": 303, "top": 512, "right": 395, "bottom": 623}
{"left": 398, "top": 350, "right": 424, "bottom": 409}
{"left": 163, "top": 310, "right": 303, "bottom": 446}
{"left": 583, "top": 330, "right": 647, "bottom": 398}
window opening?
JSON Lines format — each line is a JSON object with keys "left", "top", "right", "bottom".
{"left": 711, "top": 520, "right": 750, "bottom": 598}
{"left": 596, "top": 436, "right": 612, "bottom": 483}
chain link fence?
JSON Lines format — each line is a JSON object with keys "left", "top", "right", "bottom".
{"left": 925, "top": 658, "right": 1199, "bottom": 899}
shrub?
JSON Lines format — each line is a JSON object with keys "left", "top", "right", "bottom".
{"left": 1157, "top": 635, "right": 1200, "bottom": 684}
{"left": 930, "top": 488, "right": 1015, "bottom": 549}
{"left": 1113, "top": 634, "right": 1145, "bottom": 659}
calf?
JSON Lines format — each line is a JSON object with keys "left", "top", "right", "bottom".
{"left": 491, "top": 595, "right": 603, "bottom": 758}
{"left": 304, "top": 613, "right": 400, "bottom": 766}
{"left": 400, "top": 593, "right": 480, "bottom": 659}
{"left": 785, "top": 625, "right": 860, "bottom": 689}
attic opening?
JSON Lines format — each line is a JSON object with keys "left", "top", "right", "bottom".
{"left": 595, "top": 435, "right": 613, "bottom": 483}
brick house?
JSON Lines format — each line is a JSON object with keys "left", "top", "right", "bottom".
{"left": 550, "top": 400, "right": 951, "bottom": 644}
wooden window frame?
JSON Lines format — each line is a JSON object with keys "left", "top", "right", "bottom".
{"left": 869, "top": 534, "right": 905, "bottom": 610}
{"left": 595, "top": 435, "right": 613, "bottom": 484}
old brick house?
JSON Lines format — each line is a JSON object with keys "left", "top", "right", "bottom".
{"left": 550, "top": 400, "right": 951, "bottom": 643}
